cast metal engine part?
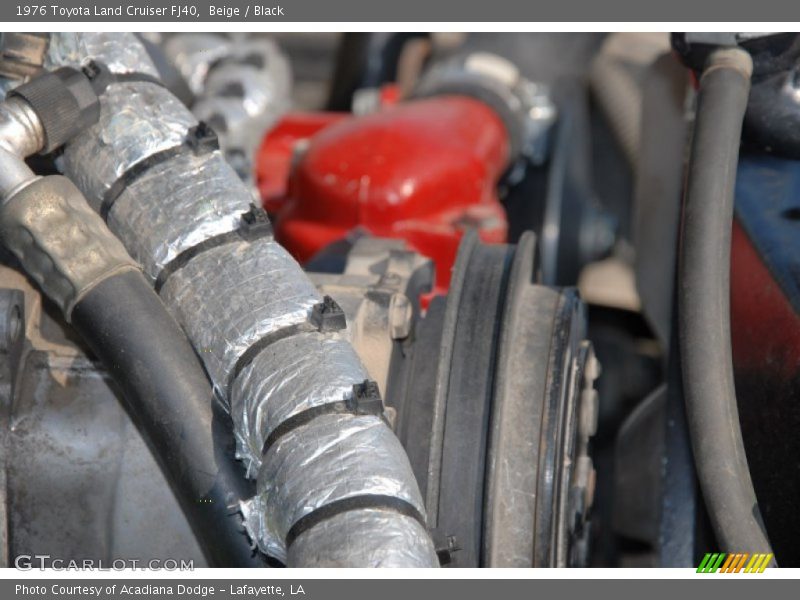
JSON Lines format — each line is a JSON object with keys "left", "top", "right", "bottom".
{"left": 259, "top": 95, "right": 510, "bottom": 296}
{"left": 306, "top": 236, "right": 435, "bottom": 406}
{"left": 0, "top": 269, "right": 207, "bottom": 566}
{"left": 257, "top": 51, "right": 558, "bottom": 297}
{"left": 257, "top": 48, "right": 614, "bottom": 297}
{"left": 414, "top": 51, "right": 557, "bottom": 167}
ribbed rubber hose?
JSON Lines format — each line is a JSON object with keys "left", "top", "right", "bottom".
{"left": 71, "top": 270, "right": 264, "bottom": 567}
{"left": 678, "top": 48, "right": 772, "bottom": 555}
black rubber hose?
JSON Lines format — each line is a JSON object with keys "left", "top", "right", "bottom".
{"left": 678, "top": 48, "right": 772, "bottom": 555}
{"left": 71, "top": 269, "right": 264, "bottom": 567}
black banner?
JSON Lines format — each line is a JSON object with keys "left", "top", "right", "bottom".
{"left": 0, "top": 0, "right": 798, "bottom": 22}
{"left": 2, "top": 579, "right": 796, "bottom": 600}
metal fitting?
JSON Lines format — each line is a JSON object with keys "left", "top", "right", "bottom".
{"left": 414, "top": 52, "right": 556, "bottom": 165}
{"left": 0, "top": 96, "right": 46, "bottom": 157}
{"left": 0, "top": 95, "right": 45, "bottom": 202}
{"left": 0, "top": 145, "right": 37, "bottom": 201}
{"left": 0, "top": 175, "right": 139, "bottom": 318}
{"left": 8, "top": 66, "right": 100, "bottom": 154}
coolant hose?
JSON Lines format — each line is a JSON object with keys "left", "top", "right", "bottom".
{"left": 678, "top": 48, "right": 772, "bottom": 555}
{"left": 70, "top": 270, "right": 263, "bottom": 567}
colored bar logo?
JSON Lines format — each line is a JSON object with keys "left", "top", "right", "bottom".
{"left": 696, "top": 553, "right": 774, "bottom": 573}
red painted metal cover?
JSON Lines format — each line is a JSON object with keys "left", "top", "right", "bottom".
{"left": 256, "top": 96, "right": 510, "bottom": 294}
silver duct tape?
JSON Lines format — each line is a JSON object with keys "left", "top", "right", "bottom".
{"left": 159, "top": 238, "right": 321, "bottom": 397}
{"left": 248, "top": 413, "right": 429, "bottom": 562}
{"left": 108, "top": 151, "right": 253, "bottom": 282}
{"left": 45, "top": 33, "right": 159, "bottom": 76}
{"left": 190, "top": 40, "right": 291, "bottom": 159}
{"left": 61, "top": 81, "right": 196, "bottom": 210}
{"left": 48, "top": 32, "right": 437, "bottom": 568}
{"left": 193, "top": 77, "right": 287, "bottom": 158}
{"left": 162, "top": 33, "right": 233, "bottom": 96}
{"left": 231, "top": 332, "right": 369, "bottom": 476}
{"left": 192, "top": 96, "right": 250, "bottom": 140}
{"left": 229, "top": 38, "right": 292, "bottom": 93}
{"left": 287, "top": 510, "right": 439, "bottom": 568}
{"left": 204, "top": 64, "right": 285, "bottom": 118}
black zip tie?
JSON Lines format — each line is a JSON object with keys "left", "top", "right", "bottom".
{"left": 309, "top": 295, "right": 347, "bottom": 333}
{"left": 154, "top": 204, "right": 273, "bottom": 293}
{"left": 228, "top": 294, "right": 348, "bottom": 392}
{"left": 238, "top": 202, "right": 273, "bottom": 240}
{"left": 260, "top": 380, "right": 387, "bottom": 456}
{"left": 430, "top": 530, "right": 461, "bottom": 566}
{"left": 230, "top": 322, "right": 316, "bottom": 384}
{"left": 82, "top": 60, "right": 166, "bottom": 95}
{"left": 285, "top": 495, "right": 428, "bottom": 548}
{"left": 99, "top": 121, "right": 220, "bottom": 221}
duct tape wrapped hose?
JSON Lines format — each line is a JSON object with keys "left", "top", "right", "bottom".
{"left": 41, "top": 32, "right": 438, "bottom": 567}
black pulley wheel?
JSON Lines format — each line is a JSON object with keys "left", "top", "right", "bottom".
{"left": 396, "top": 230, "right": 598, "bottom": 567}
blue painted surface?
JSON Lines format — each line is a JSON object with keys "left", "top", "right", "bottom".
{"left": 735, "top": 154, "right": 800, "bottom": 313}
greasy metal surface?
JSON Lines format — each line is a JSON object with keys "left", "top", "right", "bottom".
{"left": 0, "top": 97, "right": 43, "bottom": 201}
{"left": 0, "top": 264, "right": 205, "bottom": 566}
{"left": 7, "top": 351, "right": 206, "bottom": 565}
{"left": 0, "top": 146, "right": 37, "bottom": 201}
{"left": 0, "top": 33, "right": 49, "bottom": 79}
{"left": 0, "top": 287, "right": 25, "bottom": 567}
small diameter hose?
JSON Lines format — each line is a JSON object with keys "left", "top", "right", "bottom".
{"left": 678, "top": 48, "right": 772, "bottom": 555}
{"left": 71, "top": 270, "right": 263, "bottom": 567}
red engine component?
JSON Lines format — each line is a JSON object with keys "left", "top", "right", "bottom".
{"left": 256, "top": 96, "right": 511, "bottom": 294}
{"left": 731, "top": 220, "right": 800, "bottom": 378}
